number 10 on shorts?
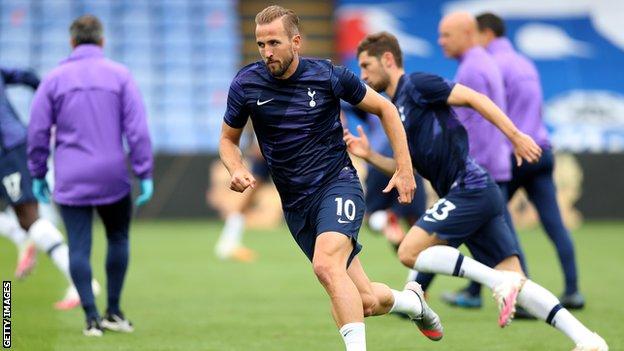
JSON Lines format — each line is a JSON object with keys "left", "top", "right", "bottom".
{"left": 423, "top": 198, "right": 456, "bottom": 222}
{"left": 335, "top": 197, "right": 356, "bottom": 222}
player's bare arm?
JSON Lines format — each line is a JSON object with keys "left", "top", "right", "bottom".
{"left": 447, "top": 83, "right": 542, "bottom": 166}
{"left": 355, "top": 85, "right": 415, "bottom": 204}
{"left": 344, "top": 125, "right": 399, "bottom": 180}
{"left": 219, "top": 122, "right": 257, "bottom": 193}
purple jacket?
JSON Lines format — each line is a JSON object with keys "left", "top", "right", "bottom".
{"left": 486, "top": 38, "right": 550, "bottom": 149}
{"left": 452, "top": 46, "right": 511, "bottom": 182}
{"left": 28, "top": 45, "right": 153, "bottom": 206}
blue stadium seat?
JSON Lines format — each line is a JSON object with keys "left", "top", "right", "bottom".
{"left": 0, "top": 0, "right": 237, "bottom": 152}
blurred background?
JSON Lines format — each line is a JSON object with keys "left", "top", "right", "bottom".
{"left": 1, "top": 0, "right": 622, "bottom": 222}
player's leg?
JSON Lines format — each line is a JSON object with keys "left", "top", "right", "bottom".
{"left": 0, "top": 208, "right": 36, "bottom": 279}
{"left": 405, "top": 188, "right": 490, "bottom": 299}
{"left": 442, "top": 182, "right": 530, "bottom": 309}
{"left": 364, "top": 165, "right": 396, "bottom": 238}
{"left": 2, "top": 146, "right": 74, "bottom": 287}
{"left": 525, "top": 149, "right": 582, "bottom": 308}
{"left": 214, "top": 160, "right": 265, "bottom": 262}
{"left": 388, "top": 174, "right": 426, "bottom": 246}
{"left": 14, "top": 202, "right": 74, "bottom": 279}
{"left": 405, "top": 216, "right": 607, "bottom": 349}
{"left": 59, "top": 203, "right": 102, "bottom": 336}
{"left": 313, "top": 232, "right": 368, "bottom": 350}
{"left": 214, "top": 184, "right": 259, "bottom": 261}
{"left": 347, "top": 256, "right": 443, "bottom": 341}
{"left": 96, "top": 194, "right": 134, "bottom": 333}
{"left": 0, "top": 207, "right": 28, "bottom": 247}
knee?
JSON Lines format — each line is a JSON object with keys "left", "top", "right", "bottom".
{"left": 360, "top": 292, "right": 378, "bottom": 317}
{"left": 397, "top": 243, "right": 418, "bottom": 269}
{"left": 495, "top": 255, "right": 525, "bottom": 276}
{"left": 17, "top": 215, "right": 36, "bottom": 231}
{"left": 312, "top": 260, "right": 340, "bottom": 287}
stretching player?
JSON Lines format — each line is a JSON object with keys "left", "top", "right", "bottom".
{"left": 346, "top": 31, "right": 607, "bottom": 350}
{"left": 220, "top": 6, "right": 443, "bottom": 350}
{"left": 0, "top": 66, "right": 96, "bottom": 309}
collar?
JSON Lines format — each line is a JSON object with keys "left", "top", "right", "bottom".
{"left": 391, "top": 74, "right": 407, "bottom": 104}
{"left": 62, "top": 44, "right": 104, "bottom": 63}
{"left": 458, "top": 46, "right": 484, "bottom": 63}
{"left": 264, "top": 56, "right": 306, "bottom": 84}
{"left": 486, "top": 37, "right": 514, "bottom": 55}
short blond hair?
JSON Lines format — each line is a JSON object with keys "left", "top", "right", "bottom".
{"left": 255, "top": 5, "right": 300, "bottom": 38}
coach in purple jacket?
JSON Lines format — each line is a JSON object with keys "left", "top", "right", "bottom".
{"left": 27, "top": 15, "right": 153, "bottom": 336}
{"left": 476, "top": 13, "right": 583, "bottom": 309}
{"left": 433, "top": 12, "right": 529, "bottom": 309}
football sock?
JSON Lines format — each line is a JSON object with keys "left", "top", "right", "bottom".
{"left": 414, "top": 272, "right": 435, "bottom": 291}
{"left": 215, "top": 213, "right": 244, "bottom": 257}
{"left": 339, "top": 322, "right": 366, "bottom": 351}
{"left": 405, "top": 269, "right": 418, "bottom": 283}
{"left": 389, "top": 289, "right": 423, "bottom": 318}
{"left": 0, "top": 209, "right": 28, "bottom": 249}
{"left": 414, "top": 245, "right": 505, "bottom": 289}
{"left": 518, "top": 280, "right": 593, "bottom": 344}
{"left": 367, "top": 210, "right": 387, "bottom": 232}
{"left": 28, "top": 218, "right": 71, "bottom": 281}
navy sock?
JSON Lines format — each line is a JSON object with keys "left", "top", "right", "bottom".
{"left": 415, "top": 272, "right": 435, "bottom": 291}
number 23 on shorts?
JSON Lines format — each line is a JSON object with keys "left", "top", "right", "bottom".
{"left": 423, "top": 198, "right": 456, "bottom": 222}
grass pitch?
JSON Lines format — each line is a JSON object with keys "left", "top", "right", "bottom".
{"left": 1, "top": 220, "right": 622, "bottom": 350}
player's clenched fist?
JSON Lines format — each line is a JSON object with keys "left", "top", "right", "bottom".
{"left": 230, "top": 167, "right": 257, "bottom": 193}
{"left": 511, "top": 132, "right": 542, "bottom": 166}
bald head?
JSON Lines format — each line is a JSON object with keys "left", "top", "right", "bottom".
{"left": 438, "top": 12, "right": 478, "bottom": 58}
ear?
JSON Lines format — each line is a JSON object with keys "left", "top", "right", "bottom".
{"left": 381, "top": 51, "right": 394, "bottom": 68}
{"left": 292, "top": 34, "right": 301, "bottom": 52}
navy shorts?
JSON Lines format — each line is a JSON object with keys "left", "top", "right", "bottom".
{"left": 0, "top": 144, "right": 36, "bottom": 205}
{"left": 416, "top": 183, "right": 519, "bottom": 268}
{"left": 250, "top": 157, "right": 270, "bottom": 182}
{"left": 284, "top": 170, "right": 365, "bottom": 267}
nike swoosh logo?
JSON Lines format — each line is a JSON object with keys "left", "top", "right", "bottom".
{"left": 423, "top": 216, "right": 437, "bottom": 222}
{"left": 257, "top": 98, "right": 274, "bottom": 106}
{"left": 337, "top": 219, "right": 351, "bottom": 224}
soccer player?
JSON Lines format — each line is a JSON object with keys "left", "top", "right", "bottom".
{"left": 28, "top": 15, "right": 153, "bottom": 336}
{"left": 213, "top": 139, "right": 265, "bottom": 262}
{"left": 220, "top": 6, "right": 442, "bottom": 350}
{"left": 346, "top": 31, "right": 607, "bottom": 350}
{"left": 430, "top": 12, "right": 528, "bottom": 309}
{"left": 475, "top": 12, "right": 584, "bottom": 309}
{"left": 0, "top": 65, "right": 87, "bottom": 309}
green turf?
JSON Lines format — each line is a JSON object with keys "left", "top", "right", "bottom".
{"left": 1, "top": 220, "right": 622, "bottom": 350}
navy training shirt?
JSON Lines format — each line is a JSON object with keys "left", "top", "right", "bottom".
{"left": 0, "top": 67, "right": 40, "bottom": 153}
{"left": 393, "top": 72, "right": 490, "bottom": 196}
{"left": 224, "top": 58, "right": 367, "bottom": 210}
